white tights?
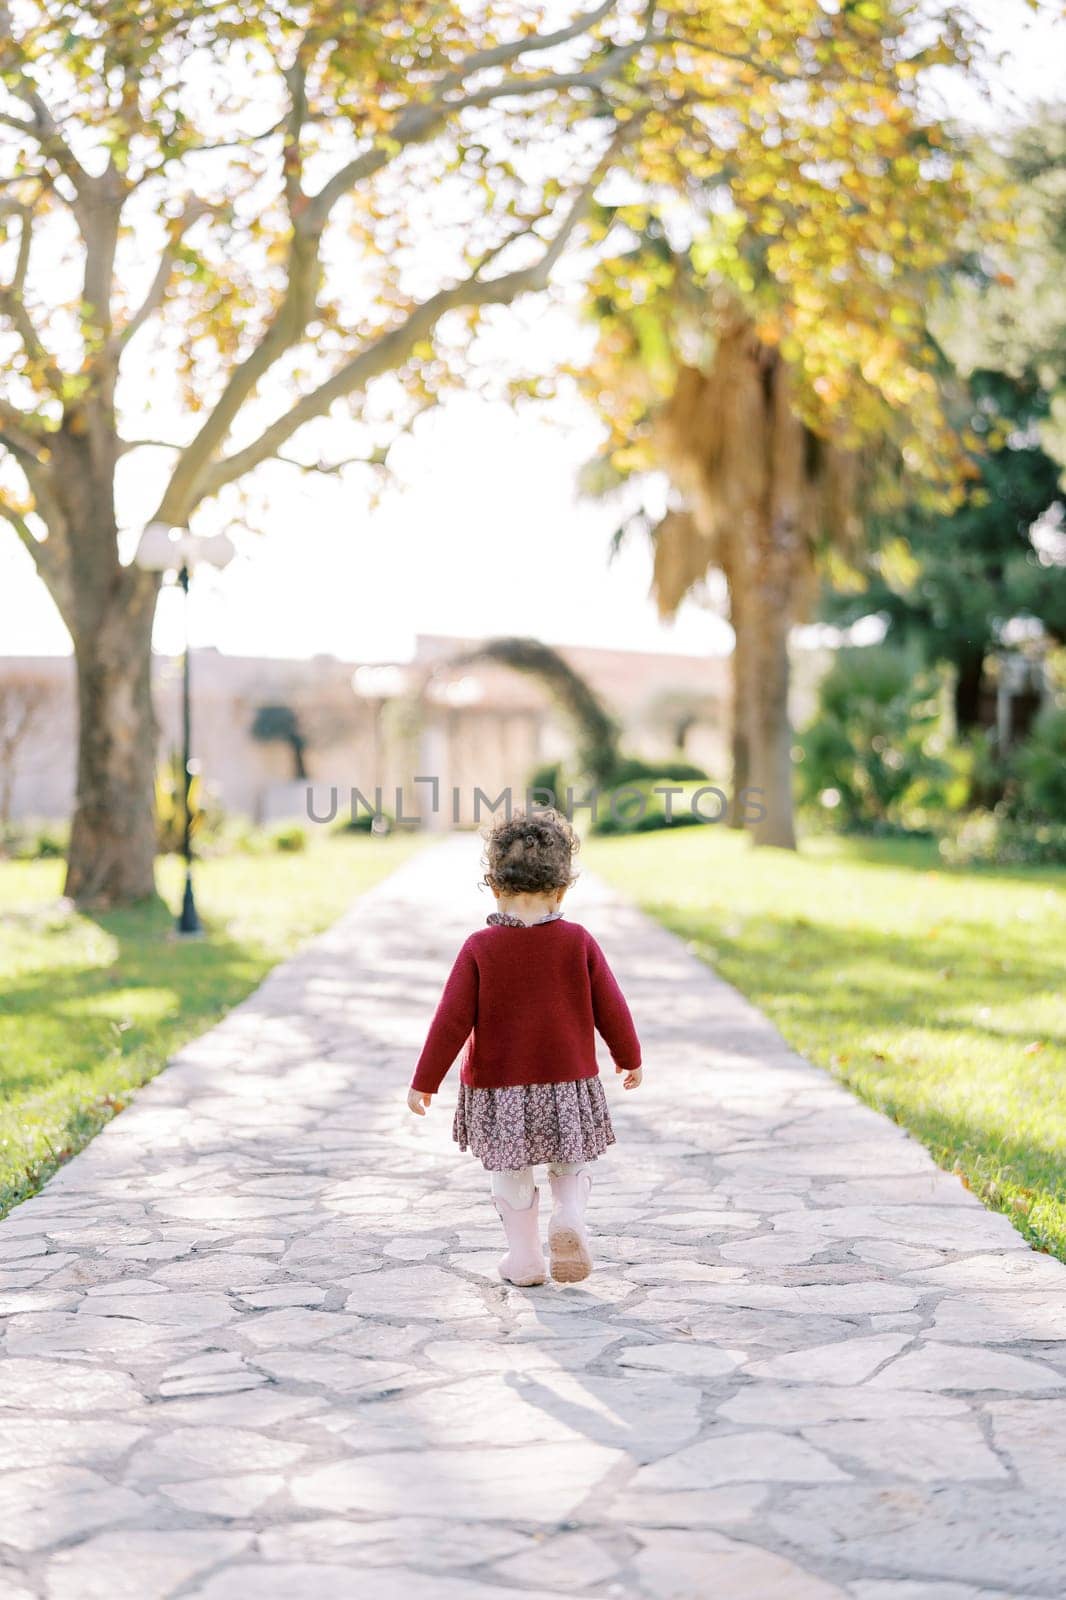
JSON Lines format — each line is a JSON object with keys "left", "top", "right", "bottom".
{"left": 491, "top": 1163, "right": 587, "bottom": 1210}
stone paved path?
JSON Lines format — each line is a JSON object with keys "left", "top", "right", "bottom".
{"left": 2, "top": 837, "right": 1065, "bottom": 1600}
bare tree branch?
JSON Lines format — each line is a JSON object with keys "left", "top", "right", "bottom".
{"left": 307, "top": 51, "right": 633, "bottom": 230}
{"left": 117, "top": 437, "right": 184, "bottom": 455}
{"left": 275, "top": 448, "right": 388, "bottom": 476}
{"left": 307, "top": 1, "right": 629, "bottom": 230}
{"left": 109, "top": 200, "right": 212, "bottom": 358}
{"left": 0, "top": 489, "right": 72, "bottom": 615}
{"left": 159, "top": 8, "right": 641, "bottom": 527}
{"left": 281, "top": 55, "right": 311, "bottom": 217}
{"left": 178, "top": 134, "right": 627, "bottom": 511}
{"left": 648, "top": 34, "right": 792, "bottom": 82}
{"left": 0, "top": 402, "right": 46, "bottom": 454}
{"left": 436, "top": 0, "right": 620, "bottom": 92}
{"left": 0, "top": 3, "right": 88, "bottom": 191}
{"left": 158, "top": 50, "right": 325, "bottom": 515}
{"left": 450, "top": 47, "right": 648, "bottom": 114}
{"left": 0, "top": 201, "right": 64, "bottom": 388}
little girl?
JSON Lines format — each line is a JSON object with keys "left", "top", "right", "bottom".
{"left": 406, "top": 808, "right": 642, "bottom": 1286}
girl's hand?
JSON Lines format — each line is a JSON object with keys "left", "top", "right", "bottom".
{"left": 619, "top": 1066, "right": 643, "bottom": 1090}
{"left": 407, "top": 1089, "right": 433, "bottom": 1116}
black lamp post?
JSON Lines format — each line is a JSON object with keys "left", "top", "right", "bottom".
{"left": 134, "top": 522, "right": 236, "bottom": 936}
{"left": 176, "top": 560, "right": 200, "bottom": 934}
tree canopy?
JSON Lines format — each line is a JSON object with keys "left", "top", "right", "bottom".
{"left": 820, "top": 114, "right": 1066, "bottom": 732}
{"left": 942, "top": 110, "right": 1066, "bottom": 478}
{"left": 2, "top": 0, "right": 982, "bottom": 554}
{"left": 0, "top": 0, "right": 995, "bottom": 898}
{"left": 824, "top": 367, "right": 1064, "bottom": 729}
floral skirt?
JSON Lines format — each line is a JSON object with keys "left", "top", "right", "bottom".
{"left": 453, "top": 1076, "right": 615, "bottom": 1172}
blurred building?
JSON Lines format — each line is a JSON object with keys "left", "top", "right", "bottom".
{"left": 0, "top": 635, "right": 733, "bottom": 828}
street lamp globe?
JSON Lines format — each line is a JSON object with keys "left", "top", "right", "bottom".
{"left": 133, "top": 520, "right": 182, "bottom": 572}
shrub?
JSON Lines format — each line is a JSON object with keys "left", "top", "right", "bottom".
{"left": 605, "top": 754, "right": 710, "bottom": 786}
{"left": 0, "top": 820, "right": 70, "bottom": 860}
{"left": 527, "top": 754, "right": 709, "bottom": 815}
{"left": 337, "top": 809, "right": 393, "bottom": 835}
{"left": 941, "top": 810, "right": 1066, "bottom": 867}
{"left": 32, "top": 824, "right": 67, "bottom": 858}
{"left": 528, "top": 761, "right": 563, "bottom": 801}
{"left": 1012, "top": 705, "right": 1066, "bottom": 823}
{"left": 591, "top": 778, "right": 719, "bottom": 835}
{"left": 195, "top": 815, "right": 265, "bottom": 857}
{"left": 268, "top": 822, "right": 307, "bottom": 853}
{"left": 155, "top": 754, "right": 225, "bottom": 854}
{"left": 796, "top": 648, "right": 953, "bottom": 831}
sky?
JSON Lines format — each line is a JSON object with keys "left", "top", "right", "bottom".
{"left": 1, "top": 0, "right": 1063, "bottom": 667}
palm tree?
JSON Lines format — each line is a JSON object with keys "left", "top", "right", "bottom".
{"left": 650, "top": 304, "right": 859, "bottom": 847}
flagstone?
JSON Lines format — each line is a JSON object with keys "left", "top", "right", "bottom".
{"left": 189, "top": 1567, "right": 568, "bottom": 1600}
{"left": 624, "top": 1261, "right": 747, "bottom": 1283}
{"left": 237, "top": 1284, "right": 328, "bottom": 1308}
{"left": 0, "top": 1467, "right": 150, "bottom": 1553}
{"left": 123, "top": 1426, "right": 308, "bottom": 1485}
{"left": 772, "top": 1206, "right": 1028, "bottom": 1252}
{"left": 291, "top": 1439, "right": 624, "bottom": 1520}
{"left": 684, "top": 1308, "right": 863, "bottom": 1351}
{"left": 4, "top": 1312, "right": 177, "bottom": 1358}
{"left": 771, "top": 1484, "right": 1066, "bottom": 1590}
{"left": 251, "top": 1351, "right": 418, "bottom": 1393}
{"left": 491, "top": 1530, "right": 620, "bottom": 1588}
{"left": 342, "top": 1264, "right": 489, "bottom": 1319}
{"left": 848, "top": 1585, "right": 1019, "bottom": 1600}
{"left": 423, "top": 1335, "right": 617, "bottom": 1373}
{"left": 76, "top": 1290, "right": 238, "bottom": 1331}
{"left": 868, "top": 1342, "right": 1065, "bottom": 1392}
{"left": 150, "top": 1254, "right": 285, "bottom": 1288}
{"left": 603, "top": 1482, "right": 769, "bottom": 1527}
{"left": 0, "top": 1417, "right": 147, "bottom": 1472}
{"left": 627, "top": 1429, "right": 850, "bottom": 1491}
{"left": 742, "top": 1333, "right": 911, "bottom": 1385}
{"left": 160, "top": 1473, "right": 284, "bottom": 1516}
{"left": 650, "top": 1210, "right": 762, "bottom": 1229}
{"left": 156, "top": 1352, "right": 269, "bottom": 1399}
{"left": 719, "top": 1233, "right": 827, "bottom": 1266}
{"left": 802, "top": 1414, "right": 1009, "bottom": 1481}
{"left": 0, "top": 1358, "right": 144, "bottom": 1412}
{"left": 617, "top": 1340, "right": 746, "bottom": 1378}
{"left": 633, "top": 1528, "right": 848, "bottom": 1599}
{"left": 987, "top": 1399, "right": 1066, "bottom": 1493}
{"left": 2, "top": 837, "right": 1065, "bottom": 1598}
{"left": 643, "top": 1281, "right": 920, "bottom": 1314}
{"left": 43, "top": 1529, "right": 250, "bottom": 1600}
{"left": 925, "top": 1292, "right": 1066, "bottom": 1343}
{"left": 256, "top": 1518, "right": 533, "bottom": 1569}
{"left": 850, "top": 1240, "right": 950, "bottom": 1271}
{"left": 718, "top": 1385, "right": 968, "bottom": 1426}
{"left": 237, "top": 1307, "right": 350, "bottom": 1346}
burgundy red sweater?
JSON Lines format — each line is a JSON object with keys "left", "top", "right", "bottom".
{"left": 411, "top": 918, "right": 641, "bottom": 1094}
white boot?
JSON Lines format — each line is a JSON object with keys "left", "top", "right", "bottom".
{"left": 548, "top": 1168, "right": 593, "bottom": 1283}
{"left": 494, "top": 1187, "right": 547, "bottom": 1287}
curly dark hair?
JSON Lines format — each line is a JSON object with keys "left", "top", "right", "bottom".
{"left": 482, "top": 807, "right": 579, "bottom": 896}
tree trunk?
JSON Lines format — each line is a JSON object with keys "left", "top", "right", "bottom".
{"left": 745, "top": 586, "right": 797, "bottom": 848}
{"left": 0, "top": 762, "right": 12, "bottom": 829}
{"left": 953, "top": 649, "right": 986, "bottom": 735}
{"left": 725, "top": 571, "right": 751, "bottom": 829}
{"left": 65, "top": 571, "right": 160, "bottom": 907}
{"left": 743, "top": 487, "right": 799, "bottom": 852}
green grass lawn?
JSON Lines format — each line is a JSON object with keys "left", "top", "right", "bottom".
{"left": 0, "top": 833, "right": 423, "bottom": 1218}
{"left": 585, "top": 827, "right": 1066, "bottom": 1260}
